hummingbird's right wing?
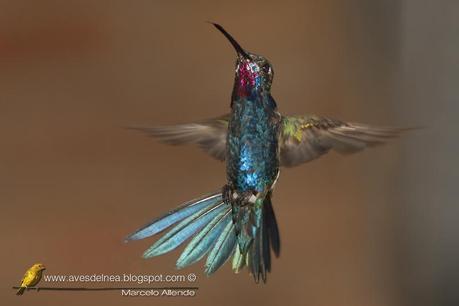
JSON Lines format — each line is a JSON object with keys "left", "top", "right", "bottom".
{"left": 128, "top": 114, "right": 230, "bottom": 161}
{"left": 280, "top": 115, "right": 408, "bottom": 167}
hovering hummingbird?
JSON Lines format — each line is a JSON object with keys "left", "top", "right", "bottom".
{"left": 126, "top": 23, "right": 407, "bottom": 283}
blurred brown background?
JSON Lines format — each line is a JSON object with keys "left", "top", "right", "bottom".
{"left": 1, "top": 1, "right": 457, "bottom": 306}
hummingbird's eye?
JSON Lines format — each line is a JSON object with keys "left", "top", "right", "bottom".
{"left": 262, "top": 64, "right": 271, "bottom": 75}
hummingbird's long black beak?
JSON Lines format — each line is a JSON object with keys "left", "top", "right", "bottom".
{"left": 210, "top": 22, "right": 250, "bottom": 59}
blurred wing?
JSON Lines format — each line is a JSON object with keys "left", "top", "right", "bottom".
{"left": 280, "top": 115, "right": 407, "bottom": 167}
{"left": 129, "top": 114, "right": 229, "bottom": 161}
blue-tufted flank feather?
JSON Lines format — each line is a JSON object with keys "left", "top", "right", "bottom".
{"left": 126, "top": 192, "right": 222, "bottom": 241}
{"left": 143, "top": 201, "right": 227, "bottom": 258}
{"left": 176, "top": 210, "right": 232, "bottom": 269}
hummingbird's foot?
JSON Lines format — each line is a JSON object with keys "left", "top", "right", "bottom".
{"left": 222, "top": 184, "right": 232, "bottom": 204}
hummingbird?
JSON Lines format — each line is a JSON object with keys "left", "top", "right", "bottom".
{"left": 126, "top": 23, "right": 407, "bottom": 283}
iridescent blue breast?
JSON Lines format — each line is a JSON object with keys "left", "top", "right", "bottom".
{"left": 226, "top": 94, "right": 280, "bottom": 193}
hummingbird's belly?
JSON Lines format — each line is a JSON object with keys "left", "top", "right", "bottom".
{"left": 226, "top": 99, "right": 280, "bottom": 193}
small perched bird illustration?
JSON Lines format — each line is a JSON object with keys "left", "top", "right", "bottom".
{"left": 126, "top": 23, "right": 409, "bottom": 282}
{"left": 17, "top": 263, "right": 46, "bottom": 295}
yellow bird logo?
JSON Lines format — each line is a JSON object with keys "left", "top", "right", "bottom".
{"left": 17, "top": 263, "right": 46, "bottom": 295}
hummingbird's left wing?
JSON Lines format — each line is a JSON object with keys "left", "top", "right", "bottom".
{"left": 129, "top": 114, "right": 229, "bottom": 161}
{"left": 280, "top": 115, "right": 408, "bottom": 167}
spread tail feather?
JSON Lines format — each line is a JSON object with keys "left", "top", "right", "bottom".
{"left": 126, "top": 190, "right": 236, "bottom": 274}
{"left": 126, "top": 191, "right": 224, "bottom": 241}
{"left": 126, "top": 189, "right": 280, "bottom": 281}
{"left": 232, "top": 192, "right": 281, "bottom": 283}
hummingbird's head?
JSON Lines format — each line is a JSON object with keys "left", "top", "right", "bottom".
{"left": 211, "top": 23, "right": 274, "bottom": 96}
